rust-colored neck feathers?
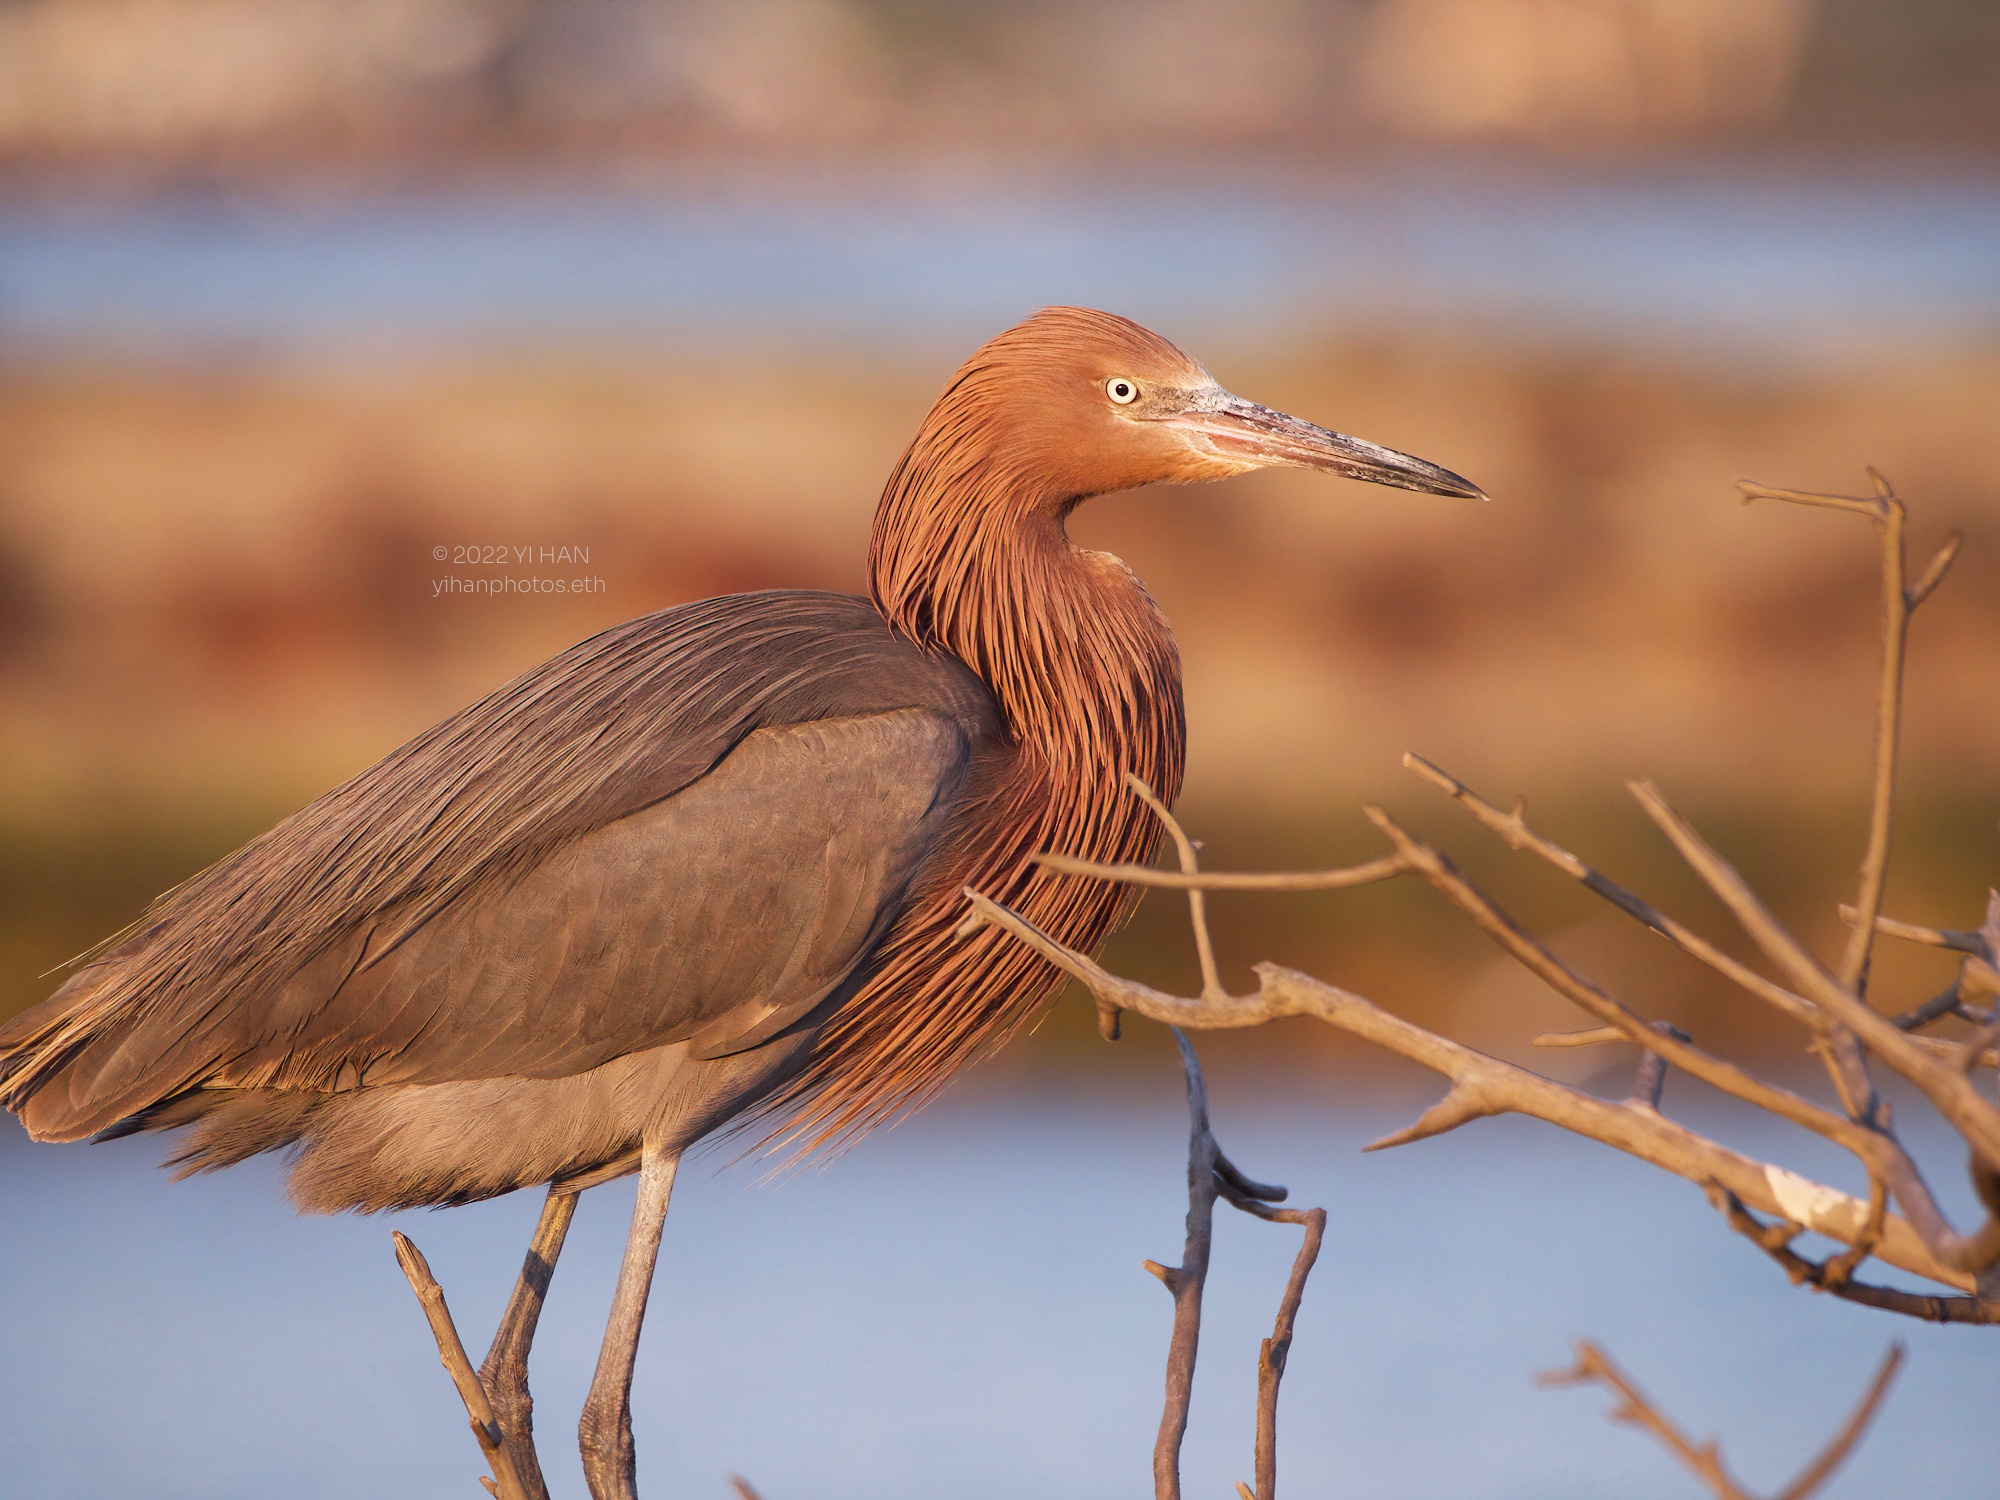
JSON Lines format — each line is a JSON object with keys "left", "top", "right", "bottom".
{"left": 780, "top": 309, "right": 1190, "bottom": 1149}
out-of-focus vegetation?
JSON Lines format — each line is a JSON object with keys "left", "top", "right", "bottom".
{"left": 0, "top": 0, "right": 1995, "bottom": 179}
{"left": 3, "top": 339, "right": 1994, "bottom": 1069}
{"left": 0, "top": 0, "right": 1994, "bottom": 1079}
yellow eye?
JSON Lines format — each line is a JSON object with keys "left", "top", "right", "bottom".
{"left": 1105, "top": 377, "right": 1139, "bottom": 405}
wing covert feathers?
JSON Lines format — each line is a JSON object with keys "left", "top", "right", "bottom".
{"left": 0, "top": 592, "right": 997, "bottom": 1140}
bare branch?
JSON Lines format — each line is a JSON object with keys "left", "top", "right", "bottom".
{"left": 1959, "top": 1017, "right": 2000, "bottom": 1076}
{"left": 1540, "top": 1337, "right": 1903, "bottom": 1500}
{"left": 1630, "top": 782, "right": 2000, "bottom": 1186}
{"left": 1406, "top": 751, "right": 1891, "bottom": 1128}
{"left": 1214, "top": 1152, "right": 1288, "bottom": 1205}
{"left": 1404, "top": 753, "right": 1821, "bottom": 1029}
{"left": 1843, "top": 905, "right": 1991, "bottom": 958}
{"left": 1249, "top": 1205, "right": 1324, "bottom": 1500}
{"left": 728, "top": 1477, "right": 766, "bottom": 1500}
{"left": 1124, "top": 774, "right": 1225, "bottom": 1001}
{"left": 1907, "top": 530, "right": 1965, "bottom": 610}
{"left": 1838, "top": 468, "right": 1908, "bottom": 996}
{"left": 1774, "top": 1344, "right": 1904, "bottom": 1500}
{"left": 965, "top": 881, "right": 1978, "bottom": 1292}
{"left": 1145, "top": 1031, "right": 1324, "bottom": 1500}
{"left": 1735, "top": 477, "right": 1882, "bottom": 518}
{"left": 1893, "top": 981, "right": 1968, "bottom": 1031}
{"left": 1362, "top": 1080, "right": 1501, "bottom": 1152}
{"left": 1533, "top": 1027, "right": 1630, "bottom": 1048}
{"left": 1150, "top": 1030, "right": 1219, "bottom": 1500}
{"left": 1906, "top": 1033, "right": 2000, "bottom": 1071}
{"left": 1818, "top": 1175, "right": 1890, "bottom": 1290}
{"left": 1539, "top": 1341, "right": 1747, "bottom": 1500}
{"left": 1362, "top": 805, "right": 1880, "bottom": 1155}
{"left": 1713, "top": 1186, "right": 2000, "bottom": 1324}
{"left": 1036, "top": 851, "right": 1409, "bottom": 891}
{"left": 392, "top": 1231, "right": 531, "bottom": 1500}
{"left": 975, "top": 830, "right": 2000, "bottom": 1284}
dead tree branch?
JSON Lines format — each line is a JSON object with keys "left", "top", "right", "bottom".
{"left": 392, "top": 1231, "right": 531, "bottom": 1500}
{"left": 1146, "top": 1029, "right": 1324, "bottom": 1500}
{"left": 1245, "top": 1201, "right": 1326, "bottom": 1500}
{"left": 965, "top": 469, "right": 2000, "bottom": 1320}
{"left": 1539, "top": 1338, "right": 1903, "bottom": 1500}
{"left": 960, "top": 886, "right": 1972, "bottom": 1291}
{"left": 1710, "top": 1187, "right": 2000, "bottom": 1324}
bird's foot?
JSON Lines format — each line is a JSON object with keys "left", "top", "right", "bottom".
{"left": 578, "top": 1396, "right": 638, "bottom": 1500}
{"left": 480, "top": 1349, "right": 546, "bottom": 1500}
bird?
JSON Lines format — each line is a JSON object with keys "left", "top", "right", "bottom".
{"left": 0, "top": 306, "right": 1480, "bottom": 1500}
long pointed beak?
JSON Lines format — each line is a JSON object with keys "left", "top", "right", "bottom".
{"left": 1170, "top": 391, "right": 1486, "bottom": 499}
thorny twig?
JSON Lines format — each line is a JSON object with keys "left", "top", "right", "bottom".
{"left": 965, "top": 470, "right": 2000, "bottom": 1322}
{"left": 1147, "top": 1026, "right": 1325, "bottom": 1500}
{"left": 1539, "top": 1339, "right": 1904, "bottom": 1500}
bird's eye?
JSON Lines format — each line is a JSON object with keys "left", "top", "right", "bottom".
{"left": 1105, "top": 377, "right": 1139, "bottom": 405}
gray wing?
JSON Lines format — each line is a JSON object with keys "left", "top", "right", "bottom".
{"left": 231, "top": 709, "right": 972, "bottom": 1090}
{"left": 45, "top": 709, "right": 973, "bottom": 1127}
{"left": 1, "top": 591, "right": 1001, "bottom": 1140}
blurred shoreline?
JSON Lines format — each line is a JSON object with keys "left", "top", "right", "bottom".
{"left": 5, "top": 167, "right": 1999, "bottom": 362}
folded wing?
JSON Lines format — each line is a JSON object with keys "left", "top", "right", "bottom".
{"left": 1, "top": 592, "right": 1000, "bottom": 1140}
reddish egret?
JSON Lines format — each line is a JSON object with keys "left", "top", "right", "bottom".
{"left": 0, "top": 307, "right": 1479, "bottom": 1498}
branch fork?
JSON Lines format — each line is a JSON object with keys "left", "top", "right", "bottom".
{"left": 967, "top": 471, "right": 2000, "bottom": 1332}
{"left": 1147, "top": 1029, "right": 1326, "bottom": 1500}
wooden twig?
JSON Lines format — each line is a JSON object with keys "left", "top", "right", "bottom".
{"left": 1630, "top": 780, "right": 2000, "bottom": 1188}
{"left": 1405, "top": 753, "right": 1820, "bottom": 1029}
{"left": 1125, "top": 774, "right": 1226, "bottom": 1001}
{"left": 392, "top": 1231, "right": 531, "bottom": 1500}
{"left": 1893, "top": 980, "right": 1969, "bottom": 1031}
{"left": 1710, "top": 1187, "right": 2000, "bottom": 1324}
{"left": 1733, "top": 477, "right": 1961, "bottom": 1132}
{"left": 1539, "top": 1337, "right": 1903, "bottom": 1500}
{"left": 1145, "top": 1031, "right": 1324, "bottom": 1500}
{"left": 1533, "top": 1025, "right": 1629, "bottom": 1048}
{"left": 1035, "top": 852, "right": 1410, "bottom": 892}
{"left": 1406, "top": 752, "right": 1886, "bottom": 1121}
{"left": 1146, "top": 1029, "right": 1222, "bottom": 1500}
{"left": 1842, "top": 906, "right": 1990, "bottom": 957}
{"left": 968, "top": 468, "right": 2000, "bottom": 1321}
{"left": 960, "top": 884, "right": 1974, "bottom": 1291}
{"left": 1361, "top": 806, "right": 1899, "bottom": 1165}
{"left": 1745, "top": 472, "right": 1911, "bottom": 998}
{"left": 1243, "top": 1203, "right": 1324, "bottom": 1500}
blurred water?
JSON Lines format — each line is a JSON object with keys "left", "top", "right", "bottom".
{"left": 2, "top": 170, "right": 1998, "bottom": 361}
{"left": 1, "top": 1083, "right": 1992, "bottom": 1499}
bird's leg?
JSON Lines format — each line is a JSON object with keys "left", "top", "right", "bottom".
{"left": 478, "top": 1184, "right": 579, "bottom": 1500}
{"left": 578, "top": 1144, "right": 680, "bottom": 1500}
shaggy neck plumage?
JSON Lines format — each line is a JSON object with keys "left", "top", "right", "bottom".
{"left": 769, "top": 420, "right": 1187, "bottom": 1152}
{"left": 869, "top": 441, "right": 1183, "bottom": 803}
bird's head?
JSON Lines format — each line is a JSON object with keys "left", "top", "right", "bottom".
{"left": 871, "top": 306, "right": 1482, "bottom": 649}
{"left": 883, "top": 305, "right": 1483, "bottom": 518}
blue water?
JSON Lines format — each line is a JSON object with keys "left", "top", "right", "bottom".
{"left": 2, "top": 169, "right": 1997, "bottom": 361}
{"left": 2, "top": 1078, "right": 1992, "bottom": 1499}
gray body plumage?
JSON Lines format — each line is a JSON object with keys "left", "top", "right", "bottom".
{"left": 1, "top": 592, "right": 1004, "bottom": 1210}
